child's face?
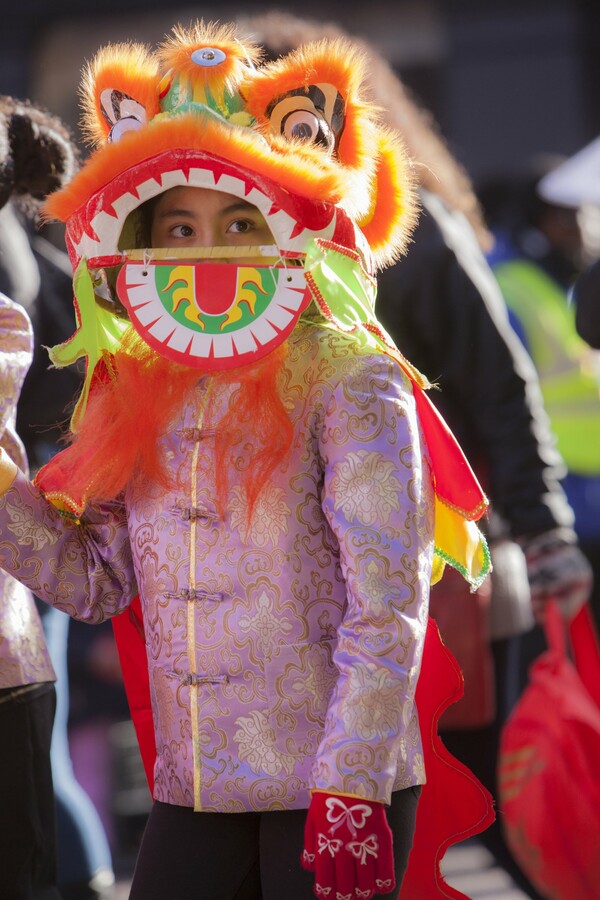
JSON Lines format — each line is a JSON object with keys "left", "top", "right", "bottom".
{"left": 150, "top": 186, "right": 274, "bottom": 255}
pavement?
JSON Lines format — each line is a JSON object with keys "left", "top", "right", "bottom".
{"left": 441, "top": 839, "right": 531, "bottom": 899}
{"left": 110, "top": 837, "right": 532, "bottom": 899}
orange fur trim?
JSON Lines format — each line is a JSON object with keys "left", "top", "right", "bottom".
{"left": 44, "top": 114, "right": 346, "bottom": 223}
{"left": 213, "top": 342, "right": 293, "bottom": 518}
{"left": 157, "top": 20, "right": 262, "bottom": 93}
{"left": 245, "top": 38, "right": 366, "bottom": 118}
{"left": 244, "top": 40, "right": 388, "bottom": 223}
{"left": 80, "top": 43, "right": 161, "bottom": 147}
{"left": 359, "top": 128, "right": 419, "bottom": 267}
{"left": 46, "top": 329, "right": 292, "bottom": 521}
{"left": 52, "top": 330, "right": 200, "bottom": 504}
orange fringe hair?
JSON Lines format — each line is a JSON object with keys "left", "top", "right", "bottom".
{"left": 47, "top": 329, "right": 292, "bottom": 520}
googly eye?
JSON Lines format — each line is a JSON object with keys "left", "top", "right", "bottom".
{"left": 191, "top": 47, "right": 226, "bottom": 67}
{"left": 280, "top": 110, "right": 333, "bottom": 151}
{"left": 108, "top": 115, "right": 144, "bottom": 143}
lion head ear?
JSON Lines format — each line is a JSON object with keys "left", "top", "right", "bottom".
{"left": 358, "top": 129, "right": 418, "bottom": 268}
{"left": 245, "top": 39, "right": 370, "bottom": 163}
{"left": 80, "top": 43, "right": 161, "bottom": 147}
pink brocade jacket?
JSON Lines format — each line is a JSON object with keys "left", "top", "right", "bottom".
{"left": 0, "top": 295, "right": 55, "bottom": 690}
{"left": 0, "top": 321, "right": 433, "bottom": 810}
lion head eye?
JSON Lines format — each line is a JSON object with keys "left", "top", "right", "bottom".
{"left": 280, "top": 109, "right": 333, "bottom": 150}
{"left": 100, "top": 89, "right": 147, "bottom": 144}
{"left": 108, "top": 115, "right": 144, "bottom": 143}
{"left": 266, "top": 86, "right": 342, "bottom": 155}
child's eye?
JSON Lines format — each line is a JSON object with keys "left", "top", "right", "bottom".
{"left": 171, "top": 224, "right": 195, "bottom": 238}
{"left": 226, "top": 219, "right": 252, "bottom": 235}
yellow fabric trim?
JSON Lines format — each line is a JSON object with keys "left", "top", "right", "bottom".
{"left": 430, "top": 555, "right": 446, "bottom": 586}
{"left": 125, "top": 245, "right": 280, "bottom": 260}
{"left": 190, "top": 431, "right": 202, "bottom": 812}
{"left": 0, "top": 448, "right": 18, "bottom": 496}
{"left": 310, "top": 788, "right": 386, "bottom": 805}
{"left": 189, "top": 386, "right": 212, "bottom": 812}
{"left": 434, "top": 497, "right": 490, "bottom": 589}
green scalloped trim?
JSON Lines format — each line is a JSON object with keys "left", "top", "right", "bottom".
{"left": 433, "top": 533, "right": 492, "bottom": 591}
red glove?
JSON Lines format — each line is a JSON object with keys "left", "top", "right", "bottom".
{"left": 302, "top": 791, "right": 395, "bottom": 899}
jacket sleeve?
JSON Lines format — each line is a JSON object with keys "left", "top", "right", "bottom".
{"left": 0, "top": 295, "right": 33, "bottom": 446}
{"left": 0, "top": 457, "right": 137, "bottom": 622}
{"left": 311, "top": 352, "right": 434, "bottom": 803}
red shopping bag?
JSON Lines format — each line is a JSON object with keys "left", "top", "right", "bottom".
{"left": 498, "top": 602, "right": 600, "bottom": 899}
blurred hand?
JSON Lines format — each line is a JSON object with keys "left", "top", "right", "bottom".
{"left": 521, "top": 528, "right": 592, "bottom": 623}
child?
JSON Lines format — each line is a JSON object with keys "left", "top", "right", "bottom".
{"left": 0, "top": 22, "right": 491, "bottom": 899}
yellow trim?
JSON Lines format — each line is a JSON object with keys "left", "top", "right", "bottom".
{"left": 124, "top": 245, "right": 281, "bottom": 261}
{"left": 309, "top": 788, "right": 386, "bottom": 805}
{"left": 189, "top": 386, "right": 212, "bottom": 812}
{"left": 189, "top": 428, "right": 201, "bottom": 810}
{"left": 0, "top": 448, "right": 18, "bottom": 496}
{"left": 434, "top": 498, "right": 490, "bottom": 589}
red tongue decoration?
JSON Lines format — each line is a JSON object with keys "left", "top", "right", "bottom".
{"left": 192, "top": 263, "right": 239, "bottom": 316}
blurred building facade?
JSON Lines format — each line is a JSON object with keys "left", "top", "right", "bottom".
{"left": 2, "top": 0, "right": 599, "bottom": 185}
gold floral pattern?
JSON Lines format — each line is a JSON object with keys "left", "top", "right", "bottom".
{"left": 328, "top": 451, "right": 402, "bottom": 527}
{"left": 238, "top": 589, "right": 294, "bottom": 660}
{"left": 340, "top": 662, "right": 405, "bottom": 741}
{"left": 4, "top": 499, "right": 59, "bottom": 550}
{"left": 274, "top": 641, "right": 336, "bottom": 724}
{"left": 234, "top": 710, "right": 297, "bottom": 776}
{"left": 229, "top": 483, "right": 291, "bottom": 546}
{"left": 360, "top": 558, "right": 393, "bottom": 618}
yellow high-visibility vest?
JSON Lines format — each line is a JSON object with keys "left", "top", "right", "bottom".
{"left": 494, "top": 259, "right": 600, "bottom": 476}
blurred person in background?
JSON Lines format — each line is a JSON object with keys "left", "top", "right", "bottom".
{"left": 536, "top": 137, "right": 600, "bottom": 349}
{"left": 0, "top": 93, "right": 64, "bottom": 900}
{"left": 0, "top": 95, "right": 116, "bottom": 900}
{"left": 66, "top": 617, "right": 133, "bottom": 854}
{"left": 572, "top": 257, "right": 600, "bottom": 349}
{"left": 243, "top": 12, "right": 591, "bottom": 898}
{"left": 481, "top": 161, "right": 600, "bottom": 636}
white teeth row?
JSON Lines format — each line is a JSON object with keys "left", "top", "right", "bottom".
{"left": 122, "top": 263, "right": 307, "bottom": 361}
{"left": 74, "top": 166, "right": 336, "bottom": 260}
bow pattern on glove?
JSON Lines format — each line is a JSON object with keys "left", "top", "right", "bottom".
{"left": 302, "top": 791, "right": 395, "bottom": 899}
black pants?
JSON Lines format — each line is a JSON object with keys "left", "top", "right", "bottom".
{"left": 129, "top": 787, "right": 421, "bottom": 900}
{"left": 0, "top": 682, "right": 61, "bottom": 900}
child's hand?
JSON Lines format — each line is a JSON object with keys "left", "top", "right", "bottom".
{"left": 302, "top": 791, "right": 395, "bottom": 899}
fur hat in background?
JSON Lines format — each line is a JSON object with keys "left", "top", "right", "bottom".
{"left": 0, "top": 96, "right": 78, "bottom": 213}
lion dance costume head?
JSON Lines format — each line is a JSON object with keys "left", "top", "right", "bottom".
{"left": 40, "top": 19, "right": 488, "bottom": 587}
{"left": 46, "top": 20, "right": 416, "bottom": 380}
